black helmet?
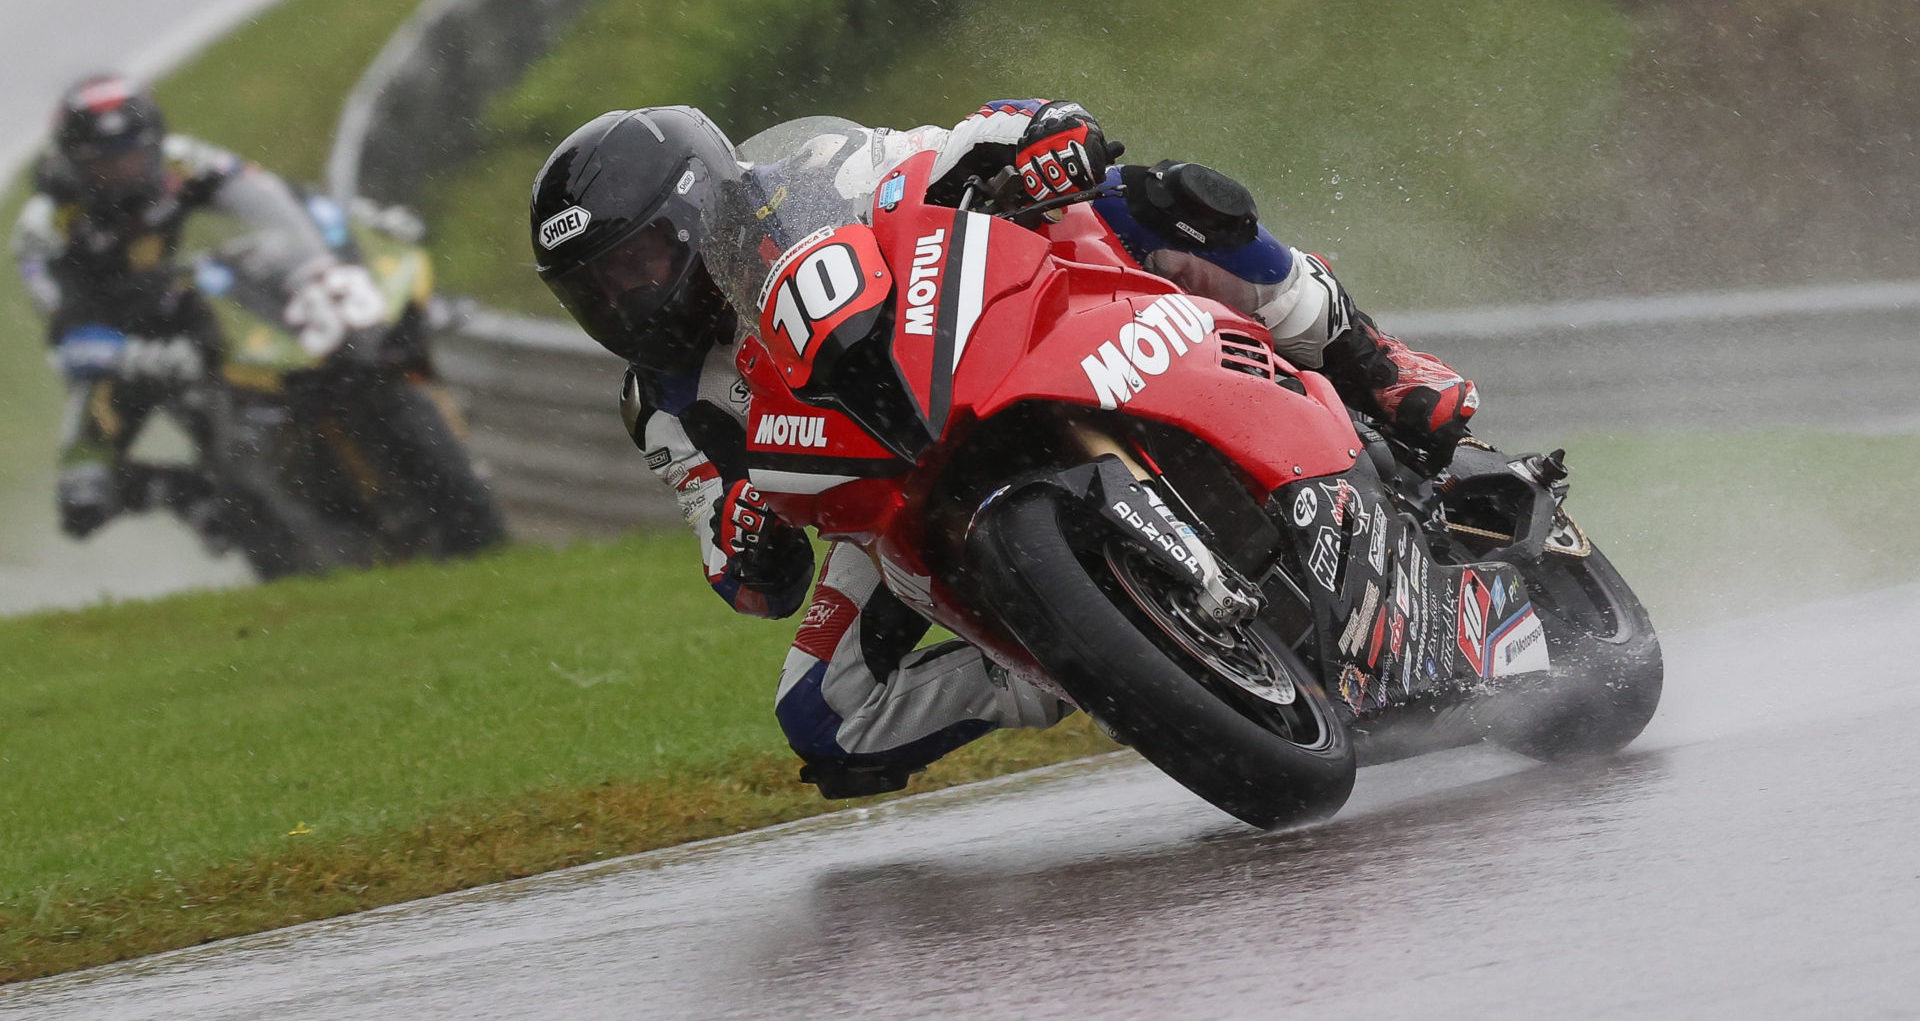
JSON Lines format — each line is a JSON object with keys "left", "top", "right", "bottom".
{"left": 53, "top": 74, "right": 166, "bottom": 210}
{"left": 532, "top": 106, "right": 739, "bottom": 372}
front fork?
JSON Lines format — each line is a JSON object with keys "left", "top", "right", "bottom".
{"left": 1060, "top": 423, "right": 1261, "bottom": 624}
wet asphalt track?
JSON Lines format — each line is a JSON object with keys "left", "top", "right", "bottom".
{"left": 5, "top": 581, "right": 1918, "bottom": 1019}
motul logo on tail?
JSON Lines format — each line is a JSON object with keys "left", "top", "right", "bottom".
{"left": 1081, "top": 294, "right": 1216, "bottom": 410}
{"left": 753, "top": 414, "right": 828, "bottom": 448}
{"left": 902, "top": 228, "right": 946, "bottom": 336}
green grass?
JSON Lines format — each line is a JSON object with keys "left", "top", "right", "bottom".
{"left": 425, "top": 0, "right": 950, "bottom": 317}
{"left": 0, "top": 531, "right": 1117, "bottom": 979}
{"left": 430, "top": 0, "right": 1630, "bottom": 316}
{"left": 152, "top": 0, "right": 428, "bottom": 183}
{"left": 2, "top": 429, "right": 1916, "bottom": 980}
{"left": 1559, "top": 431, "right": 1920, "bottom": 629}
{"left": 0, "top": 534, "right": 778, "bottom": 904}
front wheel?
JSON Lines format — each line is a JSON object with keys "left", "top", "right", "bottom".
{"left": 344, "top": 378, "right": 508, "bottom": 557}
{"left": 969, "top": 487, "right": 1355, "bottom": 828}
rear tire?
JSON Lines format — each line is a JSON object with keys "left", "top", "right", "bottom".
{"left": 1479, "top": 543, "right": 1663, "bottom": 759}
{"left": 970, "top": 488, "right": 1355, "bottom": 828}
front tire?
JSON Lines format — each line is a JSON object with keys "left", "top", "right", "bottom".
{"left": 348, "top": 379, "right": 507, "bottom": 557}
{"left": 970, "top": 487, "right": 1355, "bottom": 828}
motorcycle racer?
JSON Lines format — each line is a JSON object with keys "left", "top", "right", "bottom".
{"left": 531, "top": 99, "right": 1481, "bottom": 797}
{"left": 12, "top": 73, "right": 334, "bottom": 539}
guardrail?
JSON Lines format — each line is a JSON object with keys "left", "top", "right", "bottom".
{"left": 435, "top": 309, "right": 680, "bottom": 540}
{"left": 326, "top": 0, "right": 595, "bottom": 205}
{"left": 432, "top": 278, "right": 1920, "bottom": 540}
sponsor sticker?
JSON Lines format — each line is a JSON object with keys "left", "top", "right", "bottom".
{"left": 1490, "top": 606, "right": 1551, "bottom": 676}
{"left": 1338, "top": 580, "right": 1380, "bottom": 658}
{"left": 1081, "top": 294, "right": 1216, "bottom": 410}
{"left": 1307, "top": 525, "right": 1341, "bottom": 590}
{"left": 1368, "top": 510, "right": 1388, "bottom": 573}
{"left": 1109, "top": 498, "right": 1203, "bottom": 578}
{"left": 901, "top": 228, "right": 946, "bottom": 336}
{"left": 1337, "top": 664, "right": 1368, "bottom": 711}
{"left": 753, "top": 413, "right": 829, "bottom": 449}
{"left": 1292, "top": 487, "right": 1318, "bottom": 527}
{"left": 1457, "top": 569, "right": 1492, "bottom": 678}
{"left": 643, "top": 447, "right": 672, "bottom": 472}
{"left": 538, "top": 206, "right": 591, "bottom": 250}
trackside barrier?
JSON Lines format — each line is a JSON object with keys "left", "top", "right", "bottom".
{"left": 433, "top": 279, "right": 1920, "bottom": 539}
{"left": 434, "top": 310, "right": 681, "bottom": 540}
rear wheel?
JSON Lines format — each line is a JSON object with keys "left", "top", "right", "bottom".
{"left": 1479, "top": 540, "right": 1663, "bottom": 759}
{"left": 970, "top": 487, "right": 1355, "bottom": 828}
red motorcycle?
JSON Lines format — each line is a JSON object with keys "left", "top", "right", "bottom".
{"left": 708, "top": 119, "right": 1662, "bottom": 828}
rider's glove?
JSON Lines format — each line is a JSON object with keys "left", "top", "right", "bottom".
{"left": 711, "top": 479, "right": 812, "bottom": 592}
{"left": 1013, "top": 101, "right": 1118, "bottom": 203}
{"left": 56, "top": 462, "right": 119, "bottom": 538}
{"left": 1391, "top": 380, "right": 1478, "bottom": 476}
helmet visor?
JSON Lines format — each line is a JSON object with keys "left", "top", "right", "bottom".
{"left": 542, "top": 200, "right": 703, "bottom": 356}
{"left": 73, "top": 141, "right": 162, "bottom": 201}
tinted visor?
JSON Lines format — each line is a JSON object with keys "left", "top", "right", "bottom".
{"left": 72, "top": 139, "right": 162, "bottom": 202}
{"left": 542, "top": 189, "right": 705, "bottom": 359}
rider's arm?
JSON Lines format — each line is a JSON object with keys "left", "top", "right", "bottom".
{"left": 926, "top": 98, "right": 1116, "bottom": 206}
{"left": 926, "top": 99, "right": 1043, "bottom": 202}
{"left": 171, "top": 137, "right": 334, "bottom": 284}
{"left": 621, "top": 369, "right": 814, "bottom": 620}
{"left": 12, "top": 192, "right": 67, "bottom": 323}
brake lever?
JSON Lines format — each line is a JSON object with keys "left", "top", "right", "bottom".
{"left": 1003, "top": 182, "right": 1125, "bottom": 226}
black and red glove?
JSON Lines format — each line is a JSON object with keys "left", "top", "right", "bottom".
{"left": 712, "top": 479, "right": 812, "bottom": 591}
{"left": 1013, "top": 100, "right": 1119, "bottom": 203}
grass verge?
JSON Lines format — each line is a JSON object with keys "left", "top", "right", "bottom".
{"left": 3, "top": 428, "right": 1917, "bottom": 982}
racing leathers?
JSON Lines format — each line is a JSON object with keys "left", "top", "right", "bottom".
{"left": 622, "top": 101, "right": 1480, "bottom": 797}
{"left": 13, "top": 134, "right": 324, "bottom": 537}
